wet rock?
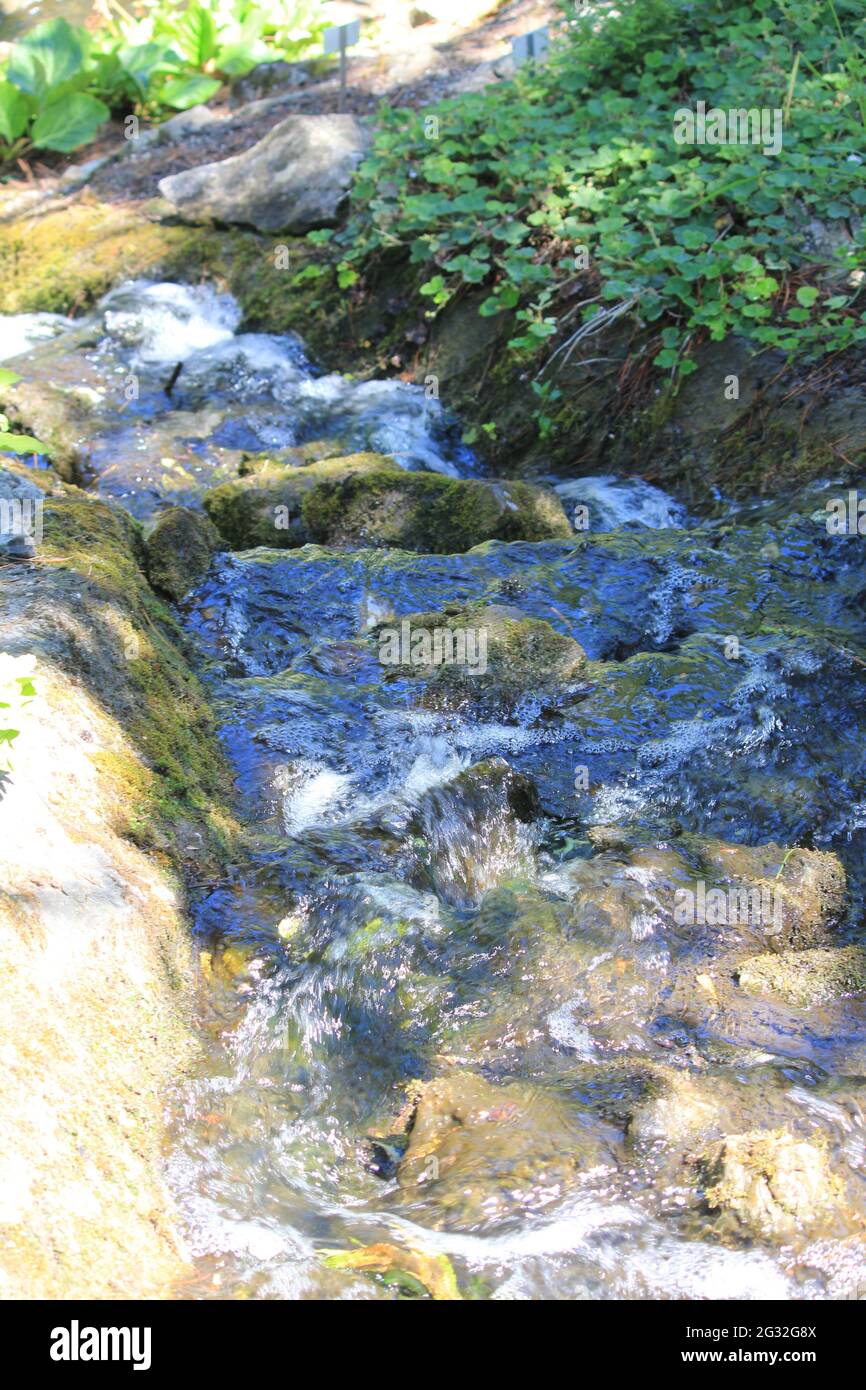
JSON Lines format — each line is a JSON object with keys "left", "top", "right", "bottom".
{"left": 143, "top": 505, "right": 222, "bottom": 601}
{"left": 695, "top": 1130, "right": 843, "bottom": 1239}
{"left": 385, "top": 601, "right": 586, "bottom": 714}
{"left": 0, "top": 372, "right": 94, "bottom": 479}
{"left": 158, "top": 114, "right": 369, "bottom": 234}
{"left": 397, "top": 1070, "right": 618, "bottom": 1228}
{"left": 737, "top": 945, "right": 866, "bottom": 1008}
{"left": 629, "top": 1067, "right": 720, "bottom": 1147}
{"left": 323, "top": 1242, "right": 461, "bottom": 1300}
{"left": 693, "top": 839, "right": 847, "bottom": 950}
{"left": 202, "top": 453, "right": 571, "bottom": 552}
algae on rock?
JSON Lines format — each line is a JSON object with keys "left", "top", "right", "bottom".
{"left": 203, "top": 452, "right": 572, "bottom": 553}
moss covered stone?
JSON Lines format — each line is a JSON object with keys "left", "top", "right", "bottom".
{"left": 203, "top": 452, "right": 572, "bottom": 552}
{"left": 738, "top": 945, "right": 866, "bottom": 1008}
{"left": 695, "top": 840, "right": 847, "bottom": 950}
{"left": 0, "top": 199, "right": 204, "bottom": 315}
{"left": 143, "top": 505, "right": 222, "bottom": 601}
{"left": 376, "top": 601, "right": 586, "bottom": 713}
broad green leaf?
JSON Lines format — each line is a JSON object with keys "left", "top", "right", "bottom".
{"left": 7, "top": 19, "right": 85, "bottom": 95}
{"left": 216, "top": 40, "right": 273, "bottom": 77}
{"left": 31, "top": 93, "right": 109, "bottom": 152}
{"left": 118, "top": 42, "right": 174, "bottom": 97}
{"left": 0, "top": 430, "right": 49, "bottom": 454}
{"left": 158, "top": 74, "right": 222, "bottom": 110}
{"left": 0, "top": 81, "right": 31, "bottom": 144}
{"left": 795, "top": 285, "right": 819, "bottom": 307}
{"left": 174, "top": 5, "right": 218, "bottom": 68}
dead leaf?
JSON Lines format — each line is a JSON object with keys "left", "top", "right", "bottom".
{"left": 323, "top": 1242, "right": 461, "bottom": 1300}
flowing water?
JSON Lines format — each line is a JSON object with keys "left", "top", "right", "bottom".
{"left": 5, "top": 281, "right": 866, "bottom": 1300}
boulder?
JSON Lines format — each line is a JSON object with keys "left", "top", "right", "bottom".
{"left": 202, "top": 452, "right": 572, "bottom": 552}
{"left": 143, "top": 505, "right": 221, "bottom": 601}
{"left": 158, "top": 113, "right": 369, "bottom": 234}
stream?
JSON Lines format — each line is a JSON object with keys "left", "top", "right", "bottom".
{"left": 5, "top": 280, "right": 866, "bottom": 1300}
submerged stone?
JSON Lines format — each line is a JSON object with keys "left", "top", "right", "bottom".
{"left": 397, "top": 1070, "right": 618, "bottom": 1229}
{"left": 376, "top": 600, "right": 586, "bottom": 714}
{"left": 413, "top": 757, "right": 539, "bottom": 908}
{"left": 738, "top": 945, "right": 866, "bottom": 1008}
{"left": 695, "top": 1130, "right": 843, "bottom": 1239}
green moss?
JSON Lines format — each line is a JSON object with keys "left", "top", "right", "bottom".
{"left": 0, "top": 201, "right": 203, "bottom": 314}
{"left": 38, "top": 489, "right": 236, "bottom": 868}
{"left": 375, "top": 600, "right": 586, "bottom": 711}
{"left": 0, "top": 200, "right": 341, "bottom": 361}
{"left": 706, "top": 418, "right": 838, "bottom": 499}
{"left": 143, "top": 505, "right": 221, "bottom": 601}
{"left": 204, "top": 454, "right": 572, "bottom": 553}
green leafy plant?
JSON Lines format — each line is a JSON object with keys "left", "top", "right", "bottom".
{"left": 0, "top": 19, "right": 110, "bottom": 162}
{"left": 332, "top": 0, "right": 866, "bottom": 415}
{"left": 0, "top": 670, "right": 37, "bottom": 800}
{"left": 96, "top": 0, "right": 327, "bottom": 110}
{"left": 0, "top": 2, "right": 326, "bottom": 162}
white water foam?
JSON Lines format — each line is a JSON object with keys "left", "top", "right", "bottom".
{"left": 0, "top": 311, "right": 76, "bottom": 361}
{"left": 555, "top": 474, "right": 687, "bottom": 531}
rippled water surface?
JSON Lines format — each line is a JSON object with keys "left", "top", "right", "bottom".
{"left": 6, "top": 281, "right": 866, "bottom": 1300}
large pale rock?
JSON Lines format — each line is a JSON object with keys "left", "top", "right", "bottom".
{"left": 158, "top": 113, "right": 369, "bottom": 233}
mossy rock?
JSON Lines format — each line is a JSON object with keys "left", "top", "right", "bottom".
{"left": 0, "top": 199, "right": 205, "bottom": 316}
{"left": 143, "top": 505, "right": 222, "bottom": 601}
{"left": 203, "top": 452, "right": 572, "bottom": 552}
{"left": 694, "top": 839, "right": 846, "bottom": 950}
{"left": 695, "top": 1129, "right": 844, "bottom": 1240}
{"left": 373, "top": 601, "right": 586, "bottom": 713}
{"left": 738, "top": 945, "right": 866, "bottom": 1008}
